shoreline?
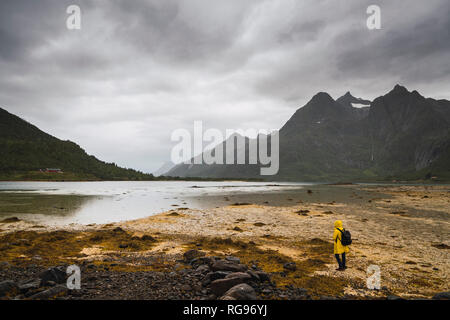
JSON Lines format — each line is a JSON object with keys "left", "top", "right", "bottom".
{"left": 0, "top": 184, "right": 448, "bottom": 300}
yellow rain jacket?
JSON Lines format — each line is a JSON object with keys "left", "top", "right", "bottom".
{"left": 333, "top": 220, "right": 350, "bottom": 254}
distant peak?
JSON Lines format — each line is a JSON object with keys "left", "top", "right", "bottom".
{"left": 336, "top": 91, "right": 371, "bottom": 107}
{"left": 343, "top": 91, "right": 352, "bottom": 97}
{"left": 390, "top": 84, "right": 409, "bottom": 94}
{"left": 310, "top": 92, "right": 334, "bottom": 103}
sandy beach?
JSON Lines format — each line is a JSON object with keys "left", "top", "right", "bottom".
{"left": 0, "top": 184, "right": 449, "bottom": 299}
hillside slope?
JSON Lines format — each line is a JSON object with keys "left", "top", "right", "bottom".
{"left": 0, "top": 107, "right": 155, "bottom": 181}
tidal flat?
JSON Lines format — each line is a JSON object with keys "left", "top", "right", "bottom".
{"left": 0, "top": 184, "right": 448, "bottom": 300}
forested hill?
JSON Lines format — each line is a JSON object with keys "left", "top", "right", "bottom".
{"left": 0, "top": 107, "right": 155, "bottom": 181}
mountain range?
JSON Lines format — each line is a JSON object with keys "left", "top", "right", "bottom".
{"left": 166, "top": 85, "right": 450, "bottom": 182}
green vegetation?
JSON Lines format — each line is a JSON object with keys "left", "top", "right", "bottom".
{"left": 0, "top": 107, "right": 157, "bottom": 180}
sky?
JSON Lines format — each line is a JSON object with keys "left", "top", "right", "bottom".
{"left": 0, "top": 0, "right": 449, "bottom": 173}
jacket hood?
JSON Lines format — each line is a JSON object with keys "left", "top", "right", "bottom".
{"left": 334, "top": 220, "right": 343, "bottom": 229}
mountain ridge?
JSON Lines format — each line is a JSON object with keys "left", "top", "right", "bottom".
{"left": 167, "top": 85, "right": 450, "bottom": 181}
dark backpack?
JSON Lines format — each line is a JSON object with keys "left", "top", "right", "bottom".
{"left": 337, "top": 228, "right": 352, "bottom": 246}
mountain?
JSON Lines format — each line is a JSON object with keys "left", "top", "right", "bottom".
{"left": 336, "top": 91, "right": 371, "bottom": 120}
{"left": 166, "top": 85, "right": 450, "bottom": 181}
{"left": 153, "top": 161, "right": 176, "bottom": 177}
{"left": 0, "top": 107, "right": 155, "bottom": 181}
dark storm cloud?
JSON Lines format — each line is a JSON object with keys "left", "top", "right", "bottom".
{"left": 0, "top": 0, "right": 448, "bottom": 173}
{"left": 334, "top": 0, "right": 450, "bottom": 81}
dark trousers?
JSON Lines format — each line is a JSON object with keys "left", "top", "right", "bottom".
{"left": 335, "top": 253, "right": 346, "bottom": 269}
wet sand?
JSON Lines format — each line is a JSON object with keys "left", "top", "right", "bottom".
{"left": 0, "top": 184, "right": 449, "bottom": 299}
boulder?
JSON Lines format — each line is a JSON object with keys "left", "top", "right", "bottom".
{"left": 225, "top": 256, "right": 240, "bottom": 264}
{"left": 183, "top": 249, "right": 205, "bottom": 262}
{"left": 255, "top": 271, "right": 271, "bottom": 282}
{"left": 225, "top": 272, "right": 252, "bottom": 281}
{"left": 29, "top": 285, "right": 68, "bottom": 300}
{"left": 190, "top": 256, "right": 215, "bottom": 268}
{"left": 246, "top": 270, "right": 260, "bottom": 281}
{"left": 18, "top": 278, "right": 41, "bottom": 293}
{"left": 202, "top": 271, "right": 231, "bottom": 286}
{"left": 221, "top": 283, "right": 257, "bottom": 300}
{"left": 39, "top": 266, "right": 67, "bottom": 285}
{"left": 0, "top": 280, "right": 18, "bottom": 297}
{"left": 211, "top": 260, "right": 248, "bottom": 272}
{"left": 210, "top": 273, "right": 251, "bottom": 296}
{"left": 195, "top": 264, "right": 210, "bottom": 274}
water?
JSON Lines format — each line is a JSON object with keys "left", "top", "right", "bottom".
{"left": 0, "top": 181, "right": 315, "bottom": 225}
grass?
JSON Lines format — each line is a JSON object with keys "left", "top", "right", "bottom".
{"left": 0, "top": 227, "right": 159, "bottom": 267}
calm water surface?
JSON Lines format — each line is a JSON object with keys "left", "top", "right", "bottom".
{"left": 0, "top": 181, "right": 315, "bottom": 225}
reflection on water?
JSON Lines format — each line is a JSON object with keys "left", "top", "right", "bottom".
{"left": 0, "top": 193, "right": 95, "bottom": 223}
{"left": 0, "top": 181, "right": 313, "bottom": 226}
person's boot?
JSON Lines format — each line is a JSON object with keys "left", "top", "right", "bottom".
{"left": 335, "top": 255, "right": 343, "bottom": 270}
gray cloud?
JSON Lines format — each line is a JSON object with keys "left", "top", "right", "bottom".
{"left": 0, "top": 0, "right": 448, "bottom": 173}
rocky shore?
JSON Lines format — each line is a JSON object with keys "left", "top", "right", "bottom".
{"left": 0, "top": 184, "right": 449, "bottom": 300}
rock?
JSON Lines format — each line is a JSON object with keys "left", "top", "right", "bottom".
{"left": 253, "top": 222, "right": 266, "bottom": 227}
{"left": 210, "top": 273, "right": 251, "bottom": 296}
{"left": 18, "top": 278, "right": 41, "bottom": 293}
{"left": 0, "top": 217, "right": 21, "bottom": 223}
{"left": 195, "top": 264, "right": 210, "bottom": 274}
{"left": 118, "top": 243, "right": 128, "bottom": 248}
{"left": 202, "top": 271, "right": 231, "bottom": 286}
{"left": 283, "top": 262, "right": 297, "bottom": 272}
{"left": 225, "top": 256, "right": 240, "bottom": 264}
{"left": 140, "top": 235, "right": 156, "bottom": 241}
{"left": 0, "top": 280, "right": 18, "bottom": 297}
{"left": 432, "top": 243, "right": 450, "bottom": 250}
{"left": 255, "top": 271, "right": 271, "bottom": 282}
{"left": 246, "top": 270, "right": 260, "bottom": 281}
{"left": 183, "top": 249, "right": 205, "bottom": 262}
{"left": 220, "top": 295, "right": 237, "bottom": 300}
{"left": 190, "top": 256, "right": 215, "bottom": 268}
{"left": 432, "top": 291, "right": 450, "bottom": 300}
{"left": 221, "top": 283, "right": 257, "bottom": 300}
{"left": 180, "top": 284, "right": 192, "bottom": 291}
{"left": 225, "top": 272, "right": 252, "bottom": 281}
{"left": 29, "top": 285, "right": 68, "bottom": 300}
{"left": 39, "top": 266, "right": 67, "bottom": 285}
{"left": 112, "top": 227, "right": 125, "bottom": 233}
{"left": 211, "top": 260, "right": 248, "bottom": 272}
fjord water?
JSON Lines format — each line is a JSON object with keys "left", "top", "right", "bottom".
{"left": 0, "top": 181, "right": 313, "bottom": 226}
